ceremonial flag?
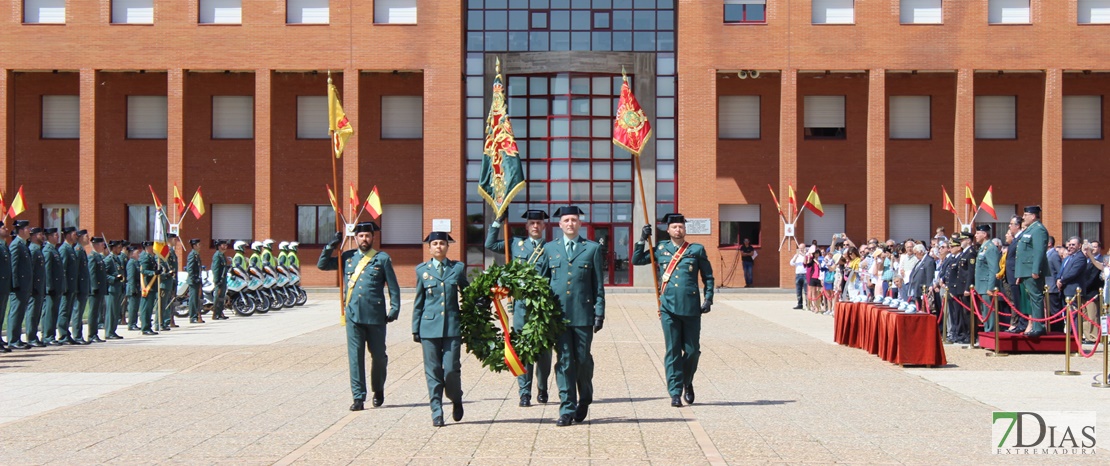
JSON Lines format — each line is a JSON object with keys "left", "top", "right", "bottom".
{"left": 152, "top": 209, "right": 169, "bottom": 259}
{"left": 328, "top": 77, "right": 353, "bottom": 159}
{"left": 941, "top": 186, "right": 958, "bottom": 215}
{"left": 0, "top": 191, "right": 6, "bottom": 220}
{"left": 6, "top": 186, "right": 25, "bottom": 218}
{"left": 477, "top": 58, "right": 526, "bottom": 219}
{"left": 348, "top": 184, "right": 358, "bottom": 214}
{"left": 613, "top": 70, "right": 653, "bottom": 155}
{"left": 802, "top": 186, "right": 824, "bottom": 217}
{"left": 787, "top": 184, "right": 798, "bottom": 218}
{"left": 326, "top": 184, "right": 339, "bottom": 212}
{"left": 767, "top": 184, "right": 783, "bottom": 218}
{"left": 979, "top": 185, "right": 997, "bottom": 220}
{"left": 173, "top": 183, "right": 186, "bottom": 219}
{"left": 148, "top": 185, "right": 163, "bottom": 211}
{"left": 364, "top": 186, "right": 383, "bottom": 220}
{"left": 964, "top": 184, "right": 976, "bottom": 208}
{"left": 188, "top": 187, "right": 206, "bottom": 220}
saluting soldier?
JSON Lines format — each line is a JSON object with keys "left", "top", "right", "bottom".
{"left": 105, "top": 240, "right": 125, "bottom": 339}
{"left": 186, "top": 238, "right": 204, "bottom": 324}
{"left": 7, "top": 220, "right": 33, "bottom": 349}
{"left": 27, "top": 227, "right": 47, "bottom": 347}
{"left": 543, "top": 205, "right": 605, "bottom": 427}
{"left": 317, "top": 222, "right": 401, "bottom": 411}
{"left": 412, "top": 231, "right": 468, "bottom": 427}
{"left": 41, "top": 228, "right": 64, "bottom": 345}
{"left": 126, "top": 244, "right": 143, "bottom": 332}
{"left": 1016, "top": 205, "right": 1050, "bottom": 337}
{"left": 73, "top": 229, "right": 92, "bottom": 343}
{"left": 974, "top": 225, "right": 1002, "bottom": 332}
{"left": 139, "top": 241, "right": 159, "bottom": 335}
{"left": 484, "top": 209, "right": 553, "bottom": 407}
{"left": 163, "top": 234, "right": 179, "bottom": 328}
{"left": 0, "top": 221, "right": 12, "bottom": 352}
{"left": 211, "top": 240, "right": 230, "bottom": 320}
{"left": 631, "top": 213, "right": 715, "bottom": 407}
{"left": 87, "top": 237, "right": 108, "bottom": 341}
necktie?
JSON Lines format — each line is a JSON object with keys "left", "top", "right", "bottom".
{"left": 567, "top": 241, "right": 575, "bottom": 255}
{"left": 531, "top": 239, "right": 538, "bottom": 248}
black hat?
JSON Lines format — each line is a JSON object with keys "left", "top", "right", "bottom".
{"left": 121, "top": 240, "right": 130, "bottom": 246}
{"left": 189, "top": 238, "right": 201, "bottom": 245}
{"left": 91, "top": 237, "right": 105, "bottom": 244}
{"left": 353, "top": 222, "right": 380, "bottom": 233}
{"left": 423, "top": 231, "right": 455, "bottom": 243}
{"left": 62, "top": 226, "right": 77, "bottom": 234}
{"left": 976, "top": 224, "right": 992, "bottom": 232}
{"left": 13, "top": 220, "right": 29, "bottom": 229}
{"left": 1023, "top": 205, "right": 1041, "bottom": 215}
{"left": 661, "top": 213, "right": 686, "bottom": 225}
{"left": 213, "top": 239, "right": 225, "bottom": 245}
{"left": 127, "top": 244, "right": 139, "bottom": 251}
{"left": 108, "top": 240, "right": 120, "bottom": 247}
{"left": 45, "top": 227, "right": 58, "bottom": 234}
{"left": 167, "top": 233, "right": 178, "bottom": 239}
{"left": 142, "top": 241, "right": 154, "bottom": 247}
{"left": 76, "top": 229, "right": 88, "bottom": 236}
{"left": 552, "top": 205, "right": 585, "bottom": 218}
{"left": 29, "top": 227, "right": 43, "bottom": 234}
{"left": 522, "top": 210, "right": 550, "bottom": 221}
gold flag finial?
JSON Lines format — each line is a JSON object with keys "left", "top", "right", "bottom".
{"left": 495, "top": 56, "right": 501, "bottom": 75}
{"left": 327, "top": 70, "right": 332, "bottom": 85}
{"left": 622, "top": 65, "right": 628, "bottom": 81}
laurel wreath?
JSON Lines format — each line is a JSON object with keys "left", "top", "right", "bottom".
{"left": 460, "top": 260, "right": 566, "bottom": 373}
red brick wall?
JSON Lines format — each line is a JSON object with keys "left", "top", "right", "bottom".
{"left": 11, "top": 72, "right": 81, "bottom": 220}
{"left": 973, "top": 73, "right": 1045, "bottom": 215}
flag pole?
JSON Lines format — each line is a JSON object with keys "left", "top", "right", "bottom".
{"left": 633, "top": 155, "right": 662, "bottom": 311}
{"left": 328, "top": 72, "right": 346, "bottom": 325}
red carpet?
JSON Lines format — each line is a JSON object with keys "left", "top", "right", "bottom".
{"left": 978, "top": 331, "right": 1068, "bottom": 353}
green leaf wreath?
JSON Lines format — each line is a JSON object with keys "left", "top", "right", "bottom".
{"left": 460, "top": 260, "right": 565, "bottom": 373}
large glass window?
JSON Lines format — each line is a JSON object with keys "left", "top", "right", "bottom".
{"left": 724, "top": 0, "right": 766, "bottom": 24}
{"left": 296, "top": 205, "right": 337, "bottom": 245}
{"left": 466, "top": 0, "right": 673, "bottom": 52}
{"left": 43, "top": 204, "right": 79, "bottom": 231}
{"left": 127, "top": 205, "right": 159, "bottom": 243}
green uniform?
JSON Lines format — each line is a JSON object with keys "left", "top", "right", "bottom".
{"left": 158, "top": 255, "right": 174, "bottom": 328}
{"left": 1015, "top": 220, "right": 1049, "bottom": 333}
{"left": 57, "top": 241, "right": 78, "bottom": 341}
{"left": 7, "top": 236, "right": 32, "bottom": 344}
{"left": 484, "top": 225, "right": 553, "bottom": 399}
{"left": 28, "top": 241, "right": 46, "bottom": 343}
{"left": 186, "top": 249, "right": 202, "bottom": 321}
{"left": 138, "top": 252, "right": 158, "bottom": 332}
{"left": 0, "top": 238, "right": 11, "bottom": 347}
{"left": 975, "top": 240, "right": 1002, "bottom": 331}
{"left": 74, "top": 244, "right": 90, "bottom": 340}
{"left": 632, "top": 239, "right": 715, "bottom": 398}
{"left": 126, "top": 256, "right": 142, "bottom": 329}
{"left": 317, "top": 246, "right": 401, "bottom": 403}
{"left": 87, "top": 250, "right": 107, "bottom": 339}
{"left": 412, "top": 258, "right": 469, "bottom": 421}
{"left": 211, "top": 250, "right": 228, "bottom": 319}
{"left": 105, "top": 251, "right": 124, "bottom": 337}
{"left": 543, "top": 236, "right": 605, "bottom": 418}
{"left": 117, "top": 251, "right": 130, "bottom": 324}
{"left": 42, "top": 242, "right": 62, "bottom": 342}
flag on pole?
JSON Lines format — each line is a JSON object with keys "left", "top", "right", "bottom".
{"left": 477, "top": 57, "right": 526, "bottom": 219}
{"left": 152, "top": 209, "right": 170, "bottom": 259}
{"left": 612, "top": 68, "right": 653, "bottom": 156}
{"left": 364, "top": 186, "right": 383, "bottom": 220}
{"left": 6, "top": 186, "right": 25, "bottom": 218}
{"left": 964, "top": 184, "right": 976, "bottom": 208}
{"left": 148, "top": 185, "right": 163, "bottom": 211}
{"left": 979, "top": 185, "right": 997, "bottom": 220}
{"left": 173, "top": 183, "right": 186, "bottom": 220}
{"left": 787, "top": 184, "right": 798, "bottom": 218}
{"left": 767, "top": 184, "right": 783, "bottom": 218}
{"left": 0, "top": 191, "right": 6, "bottom": 219}
{"left": 942, "top": 186, "right": 958, "bottom": 215}
{"left": 328, "top": 76, "right": 353, "bottom": 159}
{"left": 188, "top": 187, "right": 206, "bottom": 220}
{"left": 348, "top": 184, "right": 358, "bottom": 214}
{"left": 326, "top": 184, "right": 339, "bottom": 212}
{"left": 801, "top": 186, "right": 824, "bottom": 217}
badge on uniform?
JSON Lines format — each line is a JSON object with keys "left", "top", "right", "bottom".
{"left": 664, "top": 251, "right": 671, "bottom": 256}
{"left": 517, "top": 240, "right": 524, "bottom": 247}
{"left": 688, "top": 265, "right": 693, "bottom": 272}
{"left": 422, "top": 272, "right": 430, "bottom": 280}
{"left": 658, "top": 244, "right": 665, "bottom": 250}
{"left": 970, "top": 258, "right": 975, "bottom": 264}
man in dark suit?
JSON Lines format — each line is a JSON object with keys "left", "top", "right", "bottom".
{"left": 1045, "top": 236, "right": 1063, "bottom": 332}
{"left": 907, "top": 243, "right": 936, "bottom": 307}
{"left": 1004, "top": 216, "right": 1026, "bottom": 333}
{"left": 1056, "top": 237, "right": 1086, "bottom": 338}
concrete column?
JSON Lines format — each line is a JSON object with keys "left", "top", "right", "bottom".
{"left": 342, "top": 69, "right": 359, "bottom": 216}
{"left": 422, "top": 68, "right": 462, "bottom": 242}
{"left": 778, "top": 69, "right": 798, "bottom": 288}
{"left": 79, "top": 69, "right": 97, "bottom": 232}
{"left": 866, "top": 69, "right": 887, "bottom": 239}
{"left": 167, "top": 69, "right": 185, "bottom": 223}
{"left": 0, "top": 70, "right": 10, "bottom": 190}
{"left": 1041, "top": 69, "right": 1063, "bottom": 234}
{"left": 254, "top": 70, "right": 272, "bottom": 239}
{"left": 953, "top": 69, "right": 975, "bottom": 233}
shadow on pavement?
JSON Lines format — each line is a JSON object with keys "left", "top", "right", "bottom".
{"left": 692, "top": 399, "right": 796, "bottom": 407}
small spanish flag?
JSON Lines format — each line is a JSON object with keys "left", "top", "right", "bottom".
{"left": 979, "top": 185, "right": 997, "bottom": 220}
{"left": 188, "top": 187, "right": 206, "bottom": 220}
{"left": 326, "top": 184, "right": 339, "bottom": 212}
{"left": 802, "top": 186, "right": 824, "bottom": 217}
{"left": 0, "top": 191, "right": 6, "bottom": 219}
{"left": 148, "top": 185, "right": 163, "bottom": 211}
{"left": 7, "top": 186, "right": 25, "bottom": 218}
{"left": 787, "top": 184, "right": 798, "bottom": 218}
{"left": 767, "top": 184, "right": 783, "bottom": 218}
{"left": 364, "top": 186, "right": 383, "bottom": 220}
{"left": 964, "top": 184, "right": 976, "bottom": 208}
{"left": 348, "top": 184, "right": 358, "bottom": 214}
{"left": 942, "top": 186, "right": 958, "bottom": 215}
{"left": 173, "top": 183, "right": 187, "bottom": 219}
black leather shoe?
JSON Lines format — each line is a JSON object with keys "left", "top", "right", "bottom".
{"left": 142, "top": 330, "right": 159, "bottom": 335}
{"left": 684, "top": 384, "right": 695, "bottom": 404}
{"left": 107, "top": 334, "right": 124, "bottom": 340}
{"left": 372, "top": 392, "right": 383, "bottom": 408}
{"left": 127, "top": 326, "right": 139, "bottom": 331}
{"left": 671, "top": 395, "right": 682, "bottom": 407}
{"left": 556, "top": 414, "right": 574, "bottom": 427}
{"left": 793, "top": 305, "right": 804, "bottom": 310}
{"left": 72, "top": 338, "right": 89, "bottom": 345}
{"left": 519, "top": 395, "right": 531, "bottom": 407}
{"left": 537, "top": 389, "right": 548, "bottom": 404}
{"left": 189, "top": 319, "right": 198, "bottom": 324}
{"left": 92, "top": 335, "right": 106, "bottom": 343}
{"left": 432, "top": 416, "right": 445, "bottom": 427}
{"left": 349, "top": 400, "right": 364, "bottom": 411}
{"left": 30, "top": 340, "right": 46, "bottom": 348}
{"left": 47, "top": 339, "right": 63, "bottom": 346}
{"left": 1026, "top": 329, "right": 1046, "bottom": 338}
{"left": 14, "top": 341, "right": 32, "bottom": 350}
{"left": 574, "top": 403, "right": 589, "bottom": 423}
{"left": 0, "top": 344, "right": 9, "bottom": 353}
{"left": 452, "top": 401, "right": 464, "bottom": 422}
{"left": 160, "top": 326, "right": 171, "bottom": 331}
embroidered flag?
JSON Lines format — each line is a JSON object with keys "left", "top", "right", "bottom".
{"left": 613, "top": 70, "right": 652, "bottom": 155}
{"left": 477, "top": 57, "right": 526, "bottom": 219}
{"left": 328, "top": 76, "right": 353, "bottom": 159}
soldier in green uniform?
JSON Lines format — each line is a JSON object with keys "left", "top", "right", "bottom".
{"left": 211, "top": 240, "right": 230, "bottom": 320}
{"left": 485, "top": 209, "right": 552, "bottom": 407}
{"left": 73, "top": 229, "right": 93, "bottom": 343}
{"left": 7, "top": 220, "right": 33, "bottom": 349}
{"left": 118, "top": 240, "right": 131, "bottom": 326}
{"left": 126, "top": 245, "right": 143, "bottom": 332}
{"left": 157, "top": 249, "right": 174, "bottom": 331}
{"left": 0, "top": 221, "right": 12, "bottom": 352}
{"left": 412, "top": 231, "right": 468, "bottom": 427}
{"left": 87, "top": 237, "right": 108, "bottom": 341}
{"left": 632, "top": 214, "right": 715, "bottom": 407}
{"left": 41, "top": 228, "right": 63, "bottom": 345}
{"left": 1016, "top": 205, "right": 1050, "bottom": 337}
{"left": 318, "top": 222, "right": 401, "bottom": 411}
{"left": 56, "top": 227, "right": 80, "bottom": 344}
{"left": 974, "top": 225, "right": 1001, "bottom": 332}
{"left": 105, "top": 240, "right": 125, "bottom": 339}
{"left": 139, "top": 241, "right": 159, "bottom": 335}
{"left": 542, "top": 206, "right": 605, "bottom": 427}
{"left": 186, "top": 238, "right": 204, "bottom": 323}
{"left": 163, "top": 234, "right": 180, "bottom": 328}
{"left": 26, "top": 227, "right": 47, "bottom": 347}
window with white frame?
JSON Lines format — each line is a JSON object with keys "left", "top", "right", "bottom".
{"left": 43, "top": 204, "right": 79, "bottom": 231}
{"left": 24, "top": 0, "right": 65, "bottom": 24}
{"left": 1063, "top": 95, "right": 1102, "bottom": 140}
{"left": 296, "top": 96, "right": 328, "bottom": 139}
{"left": 889, "top": 204, "right": 930, "bottom": 242}
{"left": 382, "top": 96, "right": 423, "bottom": 139}
{"left": 1063, "top": 204, "right": 1102, "bottom": 243}
{"left": 287, "top": 0, "right": 329, "bottom": 24}
{"left": 804, "top": 95, "right": 846, "bottom": 139}
{"left": 812, "top": 0, "right": 854, "bottom": 24}
{"left": 42, "top": 95, "right": 79, "bottom": 139}
{"left": 199, "top": 0, "right": 241, "bottom": 24}
{"left": 975, "top": 96, "right": 1017, "bottom": 139}
{"left": 381, "top": 204, "right": 423, "bottom": 245}
{"left": 724, "top": 0, "right": 766, "bottom": 24}
{"left": 719, "top": 96, "right": 760, "bottom": 139}
{"left": 212, "top": 204, "right": 253, "bottom": 241}
{"left": 296, "top": 205, "right": 337, "bottom": 245}
{"left": 803, "top": 204, "right": 845, "bottom": 246}
{"left": 213, "top": 96, "right": 254, "bottom": 139}
{"left": 900, "top": 0, "right": 942, "bottom": 24}
{"left": 719, "top": 204, "right": 761, "bottom": 247}
{"left": 1079, "top": 0, "right": 1110, "bottom": 24}
{"left": 127, "top": 96, "right": 168, "bottom": 139}
{"left": 889, "top": 95, "right": 931, "bottom": 139}
{"left": 374, "top": 0, "right": 417, "bottom": 24}
{"left": 988, "top": 0, "right": 1030, "bottom": 24}
{"left": 112, "top": 0, "right": 153, "bottom": 24}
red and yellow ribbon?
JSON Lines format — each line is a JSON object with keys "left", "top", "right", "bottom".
{"left": 491, "top": 286, "right": 526, "bottom": 376}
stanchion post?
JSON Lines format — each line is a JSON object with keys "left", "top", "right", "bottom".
{"left": 1055, "top": 287, "right": 1081, "bottom": 376}
{"left": 987, "top": 287, "right": 1007, "bottom": 357}
{"left": 965, "top": 285, "right": 977, "bottom": 349}
{"left": 1094, "top": 302, "right": 1109, "bottom": 388}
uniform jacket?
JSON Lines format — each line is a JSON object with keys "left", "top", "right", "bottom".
{"left": 9, "top": 236, "right": 32, "bottom": 295}
{"left": 166, "top": 250, "right": 178, "bottom": 290}
{"left": 907, "top": 254, "right": 936, "bottom": 299}
{"left": 88, "top": 251, "right": 107, "bottom": 296}
{"left": 412, "top": 259, "right": 468, "bottom": 338}
{"left": 44, "top": 242, "right": 62, "bottom": 295}
{"left": 1005, "top": 230, "right": 1023, "bottom": 285}
{"left": 484, "top": 224, "right": 548, "bottom": 328}
{"left": 106, "top": 252, "right": 124, "bottom": 295}
{"left": 0, "top": 239, "right": 12, "bottom": 295}
{"left": 955, "top": 245, "right": 976, "bottom": 295}
{"left": 139, "top": 252, "right": 158, "bottom": 295}
{"left": 186, "top": 249, "right": 202, "bottom": 286}
{"left": 974, "top": 241, "right": 1001, "bottom": 294}
{"left": 543, "top": 236, "right": 605, "bottom": 326}
{"left": 29, "top": 242, "right": 45, "bottom": 296}
{"left": 158, "top": 257, "right": 173, "bottom": 291}
{"left": 317, "top": 246, "right": 401, "bottom": 325}
{"left": 1015, "top": 221, "right": 1049, "bottom": 279}
{"left": 941, "top": 253, "right": 959, "bottom": 292}
{"left": 127, "top": 257, "right": 142, "bottom": 296}
{"left": 631, "top": 239, "right": 714, "bottom": 316}
{"left": 212, "top": 251, "right": 228, "bottom": 287}
{"left": 75, "top": 245, "right": 90, "bottom": 297}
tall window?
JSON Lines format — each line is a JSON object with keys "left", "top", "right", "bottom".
{"left": 812, "top": 0, "right": 854, "bottom": 24}
{"left": 988, "top": 0, "right": 1030, "bottom": 24}
{"left": 374, "top": 0, "right": 416, "bottom": 24}
{"left": 974, "top": 95, "right": 1017, "bottom": 139}
{"left": 1063, "top": 95, "right": 1102, "bottom": 140}
{"left": 199, "top": 0, "right": 241, "bottom": 24}
{"left": 296, "top": 96, "right": 328, "bottom": 139}
{"left": 719, "top": 95, "right": 761, "bottom": 139}
{"left": 803, "top": 204, "right": 845, "bottom": 246}
{"left": 888, "top": 204, "right": 930, "bottom": 242}
{"left": 1063, "top": 204, "right": 1102, "bottom": 243}
{"left": 719, "top": 204, "right": 761, "bottom": 247}
{"left": 724, "top": 0, "right": 766, "bottom": 24}
{"left": 43, "top": 205, "right": 79, "bottom": 231}
{"left": 900, "top": 0, "right": 942, "bottom": 24}
{"left": 1079, "top": 0, "right": 1110, "bottom": 24}
{"left": 888, "top": 95, "right": 931, "bottom": 139}
{"left": 127, "top": 204, "right": 159, "bottom": 242}
{"left": 381, "top": 204, "right": 423, "bottom": 245}
{"left": 296, "top": 205, "right": 336, "bottom": 245}
{"left": 803, "top": 95, "right": 846, "bottom": 139}
{"left": 287, "top": 0, "right": 328, "bottom": 24}
{"left": 127, "top": 96, "right": 168, "bottom": 139}
{"left": 24, "top": 0, "right": 65, "bottom": 24}
{"left": 213, "top": 96, "right": 254, "bottom": 139}
{"left": 112, "top": 0, "right": 154, "bottom": 24}
{"left": 42, "top": 95, "right": 79, "bottom": 139}
{"left": 381, "top": 96, "right": 423, "bottom": 139}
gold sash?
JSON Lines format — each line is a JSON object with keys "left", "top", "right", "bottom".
{"left": 344, "top": 249, "right": 378, "bottom": 308}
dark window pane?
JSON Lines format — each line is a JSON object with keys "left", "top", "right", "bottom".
{"left": 529, "top": 76, "right": 548, "bottom": 94}
{"left": 469, "top": 0, "right": 483, "bottom": 8}
{"left": 529, "top": 31, "right": 549, "bottom": 50}
{"left": 530, "top": 0, "right": 549, "bottom": 7}
{"left": 658, "top": 0, "right": 673, "bottom": 8}
{"left": 594, "top": 11, "right": 610, "bottom": 28}
{"left": 748, "top": 5, "right": 765, "bottom": 22}
{"left": 634, "top": 0, "right": 654, "bottom": 8}
{"left": 468, "top": 10, "right": 483, "bottom": 29}
{"left": 509, "top": 31, "right": 529, "bottom": 50}
{"left": 613, "top": 31, "right": 632, "bottom": 51}
{"left": 593, "top": 0, "right": 612, "bottom": 8}
{"left": 724, "top": 4, "right": 744, "bottom": 22}
{"left": 633, "top": 10, "right": 655, "bottom": 29}
{"left": 531, "top": 12, "right": 547, "bottom": 28}
{"left": 486, "top": 10, "right": 507, "bottom": 29}
{"left": 572, "top": 10, "right": 591, "bottom": 30}
{"left": 613, "top": 10, "right": 632, "bottom": 29}
{"left": 551, "top": 0, "right": 569, "bottom": 7}
{"left": 592, "top": 31, "right": 612, "bottom": 50}
{"left": 487, "top": 0, "right": 507, "bottom": 7}
{"left": 572, "top": 161, "right": 590, "bottom": 179}
{"left": 509, "top": 10, "right": 529, "bottom": 29}
{"left": 571, "top": 31, "right": 591, "bottom": 50}
{"left": 510, "top": 0, "right": 529, "bottom": 8}
{"left": 572, "top": 0, "right": 590, "bottom": 8}
{"left": 614, "top": 0, "right": 632, "bottom": 8}
{"left": 551, "top": 10, "right": 570, "bottom": 29}
{"left": 551, "top": 31, "right": 570, "bottom": 50}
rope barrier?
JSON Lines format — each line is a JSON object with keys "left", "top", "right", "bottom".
{"left": 1071, "top": 296, "right": 1103, "bottom": 359}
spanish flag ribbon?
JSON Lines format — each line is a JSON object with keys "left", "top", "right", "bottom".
{"left": 490, "top": 286, "right": 526, "bottom": 377}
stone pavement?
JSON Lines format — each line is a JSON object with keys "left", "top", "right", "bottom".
{"left": 0, "top": 292, "right": 1107, "bottom": 464}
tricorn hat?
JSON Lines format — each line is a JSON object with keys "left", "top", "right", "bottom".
{"left": 189, "top": 238, "right": 201, "bottom": 245}
{"left": 552, "top": 205, "right": 585, "bottom": 218}
{"left": 976, "top": 224, "right": 992, "bottom": 232}
{"left": 353, "top": 222, "right": 380, "bottom": 233}
{"left": 423, "top": 231, "right": 455, "bottom": 243}
{"left": 522, "top": 210, "right": 550, "bottom": 221}
{"left": 661, "top": 213, "right": 686, "bottom": 225}
{"left": 1023, "top": 205, "right": 1042, "bottom": 215}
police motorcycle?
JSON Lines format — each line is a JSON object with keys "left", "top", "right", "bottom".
{"left": 287, "top": 242, "right": 308, "bottom": 306}
{"left": 252, "top": 241, "right": 283, "bottom": 312}
{"left": 228, "top": 241, "right": 264, "bottom": 315}
{"left": 172, "top": 267, "right": 216, "bottom": 318}
{"left": 276, "top": 242, "right": 307, "bottom": 307}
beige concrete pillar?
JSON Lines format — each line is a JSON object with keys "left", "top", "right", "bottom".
{"left": 254, "top": 70, "right": 272, "bottom": 239}
{"left": 866, "top": 69, "right": 887, "bottom": 239}
{"left": 79, "top": 69, "right": 97, "bottom": 232}
{"left": 778, "top": 69, "right": 798, "bottom": 288}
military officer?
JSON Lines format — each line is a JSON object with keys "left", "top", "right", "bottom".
{"left": 1016, "top": 205, "right": 1050, "bottom": 337}
{"left": 139, "top": 241, "right": 159, "bottom": 335}
{"left": 542, "top": 205, "right": 605, "bottom": 427}
{"left": 125, "top": 244, "right": 144, "bottom": 332}
{"left": 7, "top": 220, "right": 33, "bottom": 349}
{"left": 484, "top": 209, "right": 553, "bottom": 407}
{"left": 974, "top": 225, "right": 1002, "bottom": 332}
{"left": 27, "top": 227, "right": 47, "bottom": 347}
{"left": 412, "top": 231, "right": 468, "bottom": 427}
{"left": 0, "top": 221, "right": 12, "bottom": 352}
{"left": 41, "top": 228, "right": 64, "bottom": 345}
{"left": 211, "top": 240, "right": 230, "bottom": 320}
{"left": 105, "top": 240, "right": 125, "bottom": 339}
{"left": 71, "top": 229, "right": 92, "bottom": 343}
{"left": 87, "top": 237, "right": 108, "bottom": 341}
{"left": 118, "top": 240, "right": 131, "bottom": 326}
{"left": 163, "top": 234, "right": 180, "bottom": 328}
{"left": 318, "top": 222, "right": 401, "bottom": 411}
{"left": 58, "top": 227, "right": 82, "bottom": 344}
{"left": 186, "top": 238, "right": 204, "bottom": 323}
{"left": 944, "top": 234, "right": 972, "bottom": 344}
{"left": 631, "top": 214, "right": 714, "bottom": 407}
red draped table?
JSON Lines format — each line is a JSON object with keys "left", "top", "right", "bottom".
{"left": 834, "top": 302, "right": 947, "bottom": 367}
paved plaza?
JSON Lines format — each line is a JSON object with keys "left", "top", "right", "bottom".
{"left": 1, "top": 291, "right": 1108, "bottom": 464}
